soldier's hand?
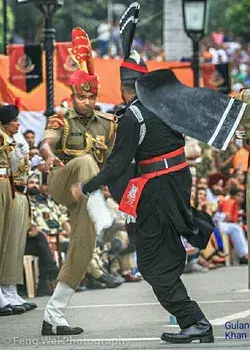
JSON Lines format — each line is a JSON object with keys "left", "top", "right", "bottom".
{"left": 44, "top": 155, "right": 64, "bottom": 172}
{"left": 71, "top": 183, "right": 84, "bottom": 202}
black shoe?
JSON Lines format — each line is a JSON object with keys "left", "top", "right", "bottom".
{"left": 6, "top": 304, "right": 26, "bottom": 315}
{"left": 41, "top": 320, "right": 84, "bottom": 335}
{"left": 161, "top": 318, "right": 214, "bottom": 344}
{"left": 0, "top": 306, "right": 13, "bottom": 316}
{"left": 21, "top": 302, "right": 37, "bottom": 311}
{"left": 97, "top": 274, "right": 121, "bottom": 289}
{"left": 86, "top": 276, "right": 107, "bottom": 290}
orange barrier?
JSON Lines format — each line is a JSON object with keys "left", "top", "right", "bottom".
{"left": 0, "top": 53, "right": 194, "bottom": 111}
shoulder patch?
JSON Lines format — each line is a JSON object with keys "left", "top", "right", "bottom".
{"left": 95, "top": 111, "right": 116, "bottom": 122}
{"left": 47, "top": 114, "right": 65, "bottom": 130}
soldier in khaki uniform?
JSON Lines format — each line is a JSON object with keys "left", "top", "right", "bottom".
{"left": 40, "top": 27, "right": 116, "bottom": 335}
{"left": 0, "top": 113, "right": 13, "bottom": 317}
{"left": 0, "top": 104, "right": 35, "bottom": 315}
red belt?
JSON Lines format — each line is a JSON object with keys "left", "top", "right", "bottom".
{"left": 119, "top": 147, "right": 188, "bottom": 218}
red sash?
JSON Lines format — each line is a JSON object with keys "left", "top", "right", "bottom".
{"left": 119, "top": 148, "right": 188, "bottom": 217}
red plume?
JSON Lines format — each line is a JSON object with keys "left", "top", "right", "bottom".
{"left": 14, "top": 97, "right": 21, "bottom": 110}
{"left": 69, "top": 27, "right": 94, "bottom": 75}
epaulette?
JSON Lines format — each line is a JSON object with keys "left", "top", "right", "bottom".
{"left": 47, "top": 113, "right": 65, "bottom": 130}
{"left": 95, "top": 111, "right": 116, "bottom": 123}
{"left": 236, "top": 88, "right": 250, "bottom": 104}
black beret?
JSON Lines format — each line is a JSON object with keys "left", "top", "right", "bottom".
{"left": 0, "top": 105, "right": 19, "bottom": 125}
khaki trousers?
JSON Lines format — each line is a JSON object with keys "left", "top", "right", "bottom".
{"left": 0, "top": 178, "right": 13, "bottom": 277}
{"left": 0, "top": 193, "right": 29, "bottom": 284}
{"left": 47, "top": 154, "right": 99, "bottom": 289}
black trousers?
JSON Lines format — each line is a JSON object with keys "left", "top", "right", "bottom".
{"left": 25, "top": 232, "right": 58, "bottom": 284}
{"left": 134, "top": 204, "right": 205, "bottom": 329}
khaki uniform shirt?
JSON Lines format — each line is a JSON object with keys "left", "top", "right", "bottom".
{"left": 43, "top": 108, "right": 116, "bottom": 165}
{"left": 0, "top": 128, "right": 11, "bottom": 170}
{"left": 0, "top": 128, "right": 29, "bottom": 185}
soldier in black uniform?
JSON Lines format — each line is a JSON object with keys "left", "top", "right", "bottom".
{"left": 72, "top": 3, "right": 250, "bottom": 345}
{"left": 71, "top": 3, "right": 215, "bottom": 345}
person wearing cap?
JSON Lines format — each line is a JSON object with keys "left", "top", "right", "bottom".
{"left": 0, "top": 103, "right": 36, "bottom": 316}
{"left": 70, "top": 3, "right": 215, "bottom": 344}
{"left": 0, "top": 105, "right": 14, "bottom": 317}
{"left": 39, "top": 27, "right": 116, "bottom": 336}
{"left": 72, "top": 4, "right": 250, "bottom": 341}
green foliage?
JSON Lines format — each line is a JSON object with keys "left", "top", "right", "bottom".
{"left": 0, "top": 0, "right": 15, "bottom": 53}
{"left": 226, "top": 0, "right": 250, "bottom": 38}
{"left": 207, "top": 0, "right": 250, "bottom": 40}
{"left": 54, "top": 0, "right": 109, "bottom": 42}
{"left": 10, "top": 0, "right": 163, "bottom": 44}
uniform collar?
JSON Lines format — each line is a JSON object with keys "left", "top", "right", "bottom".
{"left": 127, "top": 95, "right": 138, "bottom": 107}
{"left": 68, "top": 108, "right": 96, "bottom": 120}
{"left": 115, "top": 95, "right": 138, "bottom": 120}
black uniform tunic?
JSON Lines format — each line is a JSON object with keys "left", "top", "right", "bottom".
{"left": 82, "top": 98, "right": 206, "bottom": 328}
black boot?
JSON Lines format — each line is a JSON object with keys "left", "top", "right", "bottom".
{"left": 5, "top": 304, "right": 26, "bottom": 315}
{"left": 21, "top": 302, "right": 37, "bottom": 311}
{"left": 41, "top": 320, "right": 84, "bottom": 336}
{"left": 161, "top": 318, "right": 214, "bottom": 344}
{"left": 86, "top": 276, "right": 107, "bottom": 290}
{"left": 0, "top": 306, "right": 13, "bottom": 316}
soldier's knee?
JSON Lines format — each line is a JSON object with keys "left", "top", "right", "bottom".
{"left": 80, "top": 154, "right": 96, "bottom": 166}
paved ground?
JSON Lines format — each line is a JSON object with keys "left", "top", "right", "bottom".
{"left": 1, "top": 266, "right": 250, "bottom": 349}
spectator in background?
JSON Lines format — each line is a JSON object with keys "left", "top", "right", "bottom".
{"left": 23, "top": 130, "right": 36, "bottom": 148}
{"left": 111, "top": 20, "right": 121, "bottom": 57}
{"left": 97, "top": 19, "right": 111, "bottom": 57}
{"left": 211, "top": 27, "right": 225, "bottom": 46}
{"left": 235, "top": 189, "right": 247, "bottom": 230}
{"left": 233, "top": 144, "right": 249, "bottom": 173}
{"left": 197, "top": 177, "right": 208, "bottom": 189}
{"left": 206, "top": 173, "right": 227, "bottom": 213}
{"left": 29, "top": 147, "right": 39, "bottom": 159}
{"left": 214, "top": 188, "right": 248, "bottom": 264}
{"left": 235, "top": 169, "right": 246, "bottom": 192}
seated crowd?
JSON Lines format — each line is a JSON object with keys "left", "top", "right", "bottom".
{"left": 183, "top": 168, "right": 248, "bottom": 273}
{"left": 3, "top": 126, "right": 248, "bottom": 316}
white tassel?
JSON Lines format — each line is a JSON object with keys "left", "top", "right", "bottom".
{"left": 119, "top": 211, "right": 137, "bottom": 224}
{"left": 87, "top": 190, "right": 114, "bottom": 236}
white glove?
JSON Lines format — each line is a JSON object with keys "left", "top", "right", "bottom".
{"left": 14, "top": 142, "right": 29, "bottom": 159}
{"left": 10, "top": 143, "right": 29, "bottom": 172}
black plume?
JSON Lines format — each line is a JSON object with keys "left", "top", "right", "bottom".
{"left": 119, "top": 2, "right": 140, "bottom": 58}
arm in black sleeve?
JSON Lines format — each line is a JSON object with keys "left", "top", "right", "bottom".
{"left": 81, "top": 110, "right": 141, "bottom": 194}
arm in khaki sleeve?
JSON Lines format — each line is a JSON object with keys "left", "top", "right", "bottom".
{"left": 39, "top": 116, "right": 64, "bottom": 170}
